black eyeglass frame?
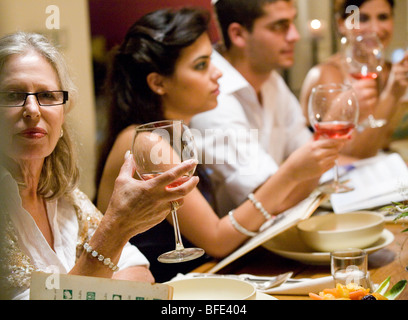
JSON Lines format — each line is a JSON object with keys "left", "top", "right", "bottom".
{"left": 0, "top": 90, "right": 69, "bottom": 107}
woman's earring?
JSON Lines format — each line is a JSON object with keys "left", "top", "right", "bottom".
{"left": 60, "top": 128, "right": 64, "bottom": 138}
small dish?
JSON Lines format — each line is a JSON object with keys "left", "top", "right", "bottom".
{"left": 166, "top": 277, "right": 257, "bottom": 300}
{"left": 296, "top": 212, "right": 384, "bottom": 252}
{"left": 262, "top": 227, "right": 394, "bottom": 265}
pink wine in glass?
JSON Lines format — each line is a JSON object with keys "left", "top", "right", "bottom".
{"left": 350, "top": 72, "right": 378, "bottom": 80}
{"left": 141, "top": 173, "right": 191, "bottom": 188}
{"left": 314, "top": 121, "right": 355, "bottom": 140}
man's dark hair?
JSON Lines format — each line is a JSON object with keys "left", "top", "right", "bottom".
{"left": 215, "top": 0, "right": 290, "bottom": 49}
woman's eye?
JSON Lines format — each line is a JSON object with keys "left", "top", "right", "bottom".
{"left": 194, "top": 61, "right": 208, "bottom": 70}
{"left": 359, "top": 14, "right": 370, "bottom": 23}
{"left": 378, "top": 13, "right": 391, "bottom": 21}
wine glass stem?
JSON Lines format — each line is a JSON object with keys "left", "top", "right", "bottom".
{"left": 171, "top": 203, "right": 185, "bottom": 251}
{"left": 334, "top": 159, "right": 340, "bottom": 186}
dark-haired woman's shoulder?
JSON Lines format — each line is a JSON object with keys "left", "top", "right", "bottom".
{"left": 97, "top": 125, "right": 137, "bottom": 213}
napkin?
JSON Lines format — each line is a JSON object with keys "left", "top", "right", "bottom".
{"left": 263, "top": 276, "right": 335, "bottom": 295}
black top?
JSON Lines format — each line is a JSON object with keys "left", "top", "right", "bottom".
{"left": 129, "top": 165, "right": 216, "bottom": 283}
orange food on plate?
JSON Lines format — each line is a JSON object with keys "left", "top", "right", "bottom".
{"left": 309, "top": 283, "right": 387, "bottom": 300}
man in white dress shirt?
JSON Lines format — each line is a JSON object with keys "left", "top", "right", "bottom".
{"left": 191, "top": 0, "right": 344, "bottom": 216}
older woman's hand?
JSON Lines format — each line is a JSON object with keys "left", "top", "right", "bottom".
{"left": 104, "top": 151, "right": 199, "bottom": 240}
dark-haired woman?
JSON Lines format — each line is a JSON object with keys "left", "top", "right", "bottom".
{"left": 300, "top": 0, "right": 408, "bottom": 158}
{"left": 96, "top": 7, "right": 343, "bottom": 282}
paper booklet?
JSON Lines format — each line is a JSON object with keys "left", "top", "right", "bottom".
{"left": 330, "top": 153, "right": 408, "bottom": 213}
{"left": 30, "top": 272, "right": 173, "bottom": 300}
{"left": 207, "top": 190, "right": 328, "bottom": 273}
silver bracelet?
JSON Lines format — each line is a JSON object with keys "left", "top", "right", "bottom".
{"left": 83, "top": 242, "right": 119, "bottom": 272}
{"left": 228, "top": 210, "right": 258, "bottom": 237}
{"left": 248, "top": 193, "right": 273, "bottom": 220}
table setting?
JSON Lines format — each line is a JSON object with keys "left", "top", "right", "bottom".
{"left": 188, "top": 210, "right": 408, "bottom": 300}
{"left": 168, "top": 272, "right": 336, "bottom": 299}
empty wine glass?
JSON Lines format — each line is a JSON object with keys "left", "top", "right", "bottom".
{"left": 132, "top": 120, "right": 205, "bottom": 263}
{"left": 343, "top": 32, "right": 387, "bottom": 129}
{"left": 308, "top": 84, "right": 359, "bottom": 193}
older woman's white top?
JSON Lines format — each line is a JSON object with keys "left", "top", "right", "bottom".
{"left": 0, "top": 168, "right": 149, "bottom": 300}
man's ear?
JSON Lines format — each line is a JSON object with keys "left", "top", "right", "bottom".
{"left": 227, "top": 22, "right": 248, "bottom": 49}
{"left": 146, "top": 72, "right": 166, "bottom": 95}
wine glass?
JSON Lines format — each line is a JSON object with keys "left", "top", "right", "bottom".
{"left": 308, "top": 83, "right": 359, "bottom": 194}
{"left": 342, "top": 32, "right": 386, "bottom": 128}
{"left": 132, "top": 120, "right": 205, "bottom": 263}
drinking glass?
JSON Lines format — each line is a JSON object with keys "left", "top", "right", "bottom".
{"left": 342, "top": 32, "right": 387, "bottom": 128}
{"left": 308, "top": 83, "right": 359, "bottom": 193}
{"left": 132, "top": 120, "right": 205, "bottom": 263}
{"left": 331, "top": 248, "right": 372, "bottom": 290}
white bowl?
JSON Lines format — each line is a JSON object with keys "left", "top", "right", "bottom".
{"left": 296, "top": 211, "right": 385, "bottom": 252}
{"left": 166, "top": 277, "right": 256, "bottom": 300}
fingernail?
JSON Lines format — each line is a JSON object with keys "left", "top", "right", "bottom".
{"left": 124, "top": 150, "right": 131, "bottom": 160}
{"left": 185, "top": 159, "right": 198, "bottom": 165}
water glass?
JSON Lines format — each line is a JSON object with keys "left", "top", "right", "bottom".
{"left": 330, "top": 248, "right": 371, "bottom": 289}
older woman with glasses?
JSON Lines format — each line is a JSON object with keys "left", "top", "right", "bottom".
{"left": 0, "top": 32, "right": 198, "bottom": 300}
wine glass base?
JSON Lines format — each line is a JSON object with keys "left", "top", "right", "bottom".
{"left": 157, "top": 248, "right": 205, "bottom": 264}
{"left": 319, "top": 182, "right": 354, "bottom": 194}
{"left": 366, "top": 116, "right": 387, "bottom": 129}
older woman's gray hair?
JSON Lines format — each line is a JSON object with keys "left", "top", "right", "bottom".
{"left": 0, "top": 32, "right": 79, "bottom": 199}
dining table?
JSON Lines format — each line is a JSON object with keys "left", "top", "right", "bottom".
{"left": 192, "top": 222, "right": 408, "bottom": 300}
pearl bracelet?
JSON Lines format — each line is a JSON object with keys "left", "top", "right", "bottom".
{"left": 83, "top": 242, "right": 119, "bottom": 272}
{"left": 248, "top": 193, "right": 273, "bottom": 220}
{"left": 228, "top": 210, "right": 258, "bottom": 237}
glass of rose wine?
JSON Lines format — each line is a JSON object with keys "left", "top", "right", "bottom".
{"left": 343, "top": 32, "right": 386, "bottom": 128}
{"left": 132, "top": 120, "right": 205, "bottom": 263}
{"left": 308, "top": 84, "right": 359, "bottom": 193}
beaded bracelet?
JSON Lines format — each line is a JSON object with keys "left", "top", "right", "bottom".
{"left": 228, "top": 210, "right": 258, "bottom": 237}
{"left": 83, "top": 242, "right": 119, "bottom": 272}
{"left": 248, "top": 193, "right": 273, "bottom": 220}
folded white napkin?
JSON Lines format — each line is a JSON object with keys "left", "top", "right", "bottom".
{"left": 263, "top": 276, "right": 335, "bottom": 295}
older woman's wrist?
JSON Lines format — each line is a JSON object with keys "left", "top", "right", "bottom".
{"left": 89, "top": 214, "right": 131, "bottom": 262}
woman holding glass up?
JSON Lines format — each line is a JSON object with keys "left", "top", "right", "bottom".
{"left": 300, "top": 0, "right": 408, "bottom": 158}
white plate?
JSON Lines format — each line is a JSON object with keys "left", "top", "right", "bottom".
{"left": 256, "top": 292, "right": 278, "bottom": 300}
{"left": 166, "top": 277, "right": 257, "bottom": 300}
{"left": 262, "top": 227, "right": 394, "bottom": 265}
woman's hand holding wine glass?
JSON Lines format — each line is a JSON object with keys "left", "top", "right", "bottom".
{"left": 308, "top": 84, "right": 359, "bottom": 194}
{"left": 343, "top": 32, "right": 386, "bottom": 129}
{"left": 132, "top": 120, "right": 205, "bottom": 263}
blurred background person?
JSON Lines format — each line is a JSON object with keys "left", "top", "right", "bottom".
{"left": 300, "top": 0, "right": 408, "bottom": 158}
{"left": 191, "top": 0, "right": 346, "bottom": 217}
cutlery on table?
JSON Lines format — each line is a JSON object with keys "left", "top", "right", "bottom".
{"left": 190, "top": 271, "right": 295, "bottom": 290}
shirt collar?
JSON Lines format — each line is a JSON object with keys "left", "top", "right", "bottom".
{"left": 212, "top": 50, "right": 250, "bottom": 95}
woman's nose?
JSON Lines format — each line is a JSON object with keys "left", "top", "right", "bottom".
{"left": 23, "top": 95, "right": 41, "bottom": 118}
{"left": 211, "top": 64, "right": 223, "bottom": 81}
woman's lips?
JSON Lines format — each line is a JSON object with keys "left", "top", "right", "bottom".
{"left": 19, "top": 127, "right": 47, "bottom": 139}
{"left": 212, "top": 86, "right": 220, "bottom": 96}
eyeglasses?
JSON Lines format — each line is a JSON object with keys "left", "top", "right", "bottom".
{"left": 0, "top": 91, "right": 69, "bottom": 107}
